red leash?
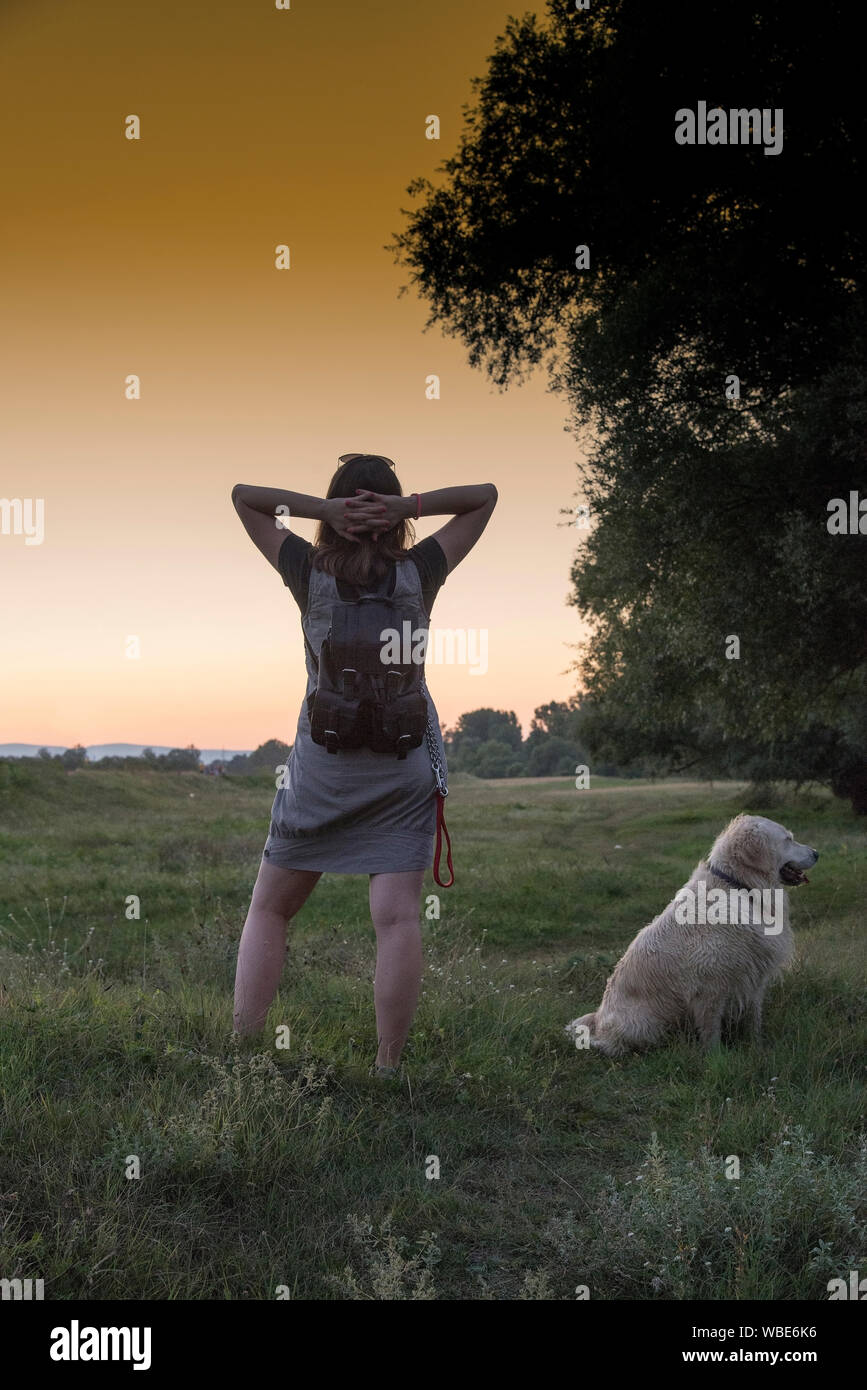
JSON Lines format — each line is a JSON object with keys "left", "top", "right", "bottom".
{"left": 433, "top": 791, "right": 454, "bottom": 888}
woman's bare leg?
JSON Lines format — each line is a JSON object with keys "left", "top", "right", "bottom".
{"left": 233, "top": 860, "right": 321, "bottom": 1036}
{"left": 368, "top": 869, "right": 425, "bottom": 1068}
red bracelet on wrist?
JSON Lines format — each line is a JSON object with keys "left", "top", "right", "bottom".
{"left": 413, "top": 492, "right": 422, "bottom": 519}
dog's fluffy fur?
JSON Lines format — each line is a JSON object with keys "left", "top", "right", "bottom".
{"left": 566, "top": 815, "right": 818, "bottom": 1055}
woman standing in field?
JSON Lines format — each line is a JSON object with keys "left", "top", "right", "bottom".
{"left": 231, "top": 454, "right": 497, "bottom": 1075}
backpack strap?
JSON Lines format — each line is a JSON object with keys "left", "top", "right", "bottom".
{"left": 303, "top": 563, "right": 398, "bottom": 672}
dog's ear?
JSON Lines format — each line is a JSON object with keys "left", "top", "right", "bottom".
{"left": 725, "top": 816, "right": 773, "bottom": 874}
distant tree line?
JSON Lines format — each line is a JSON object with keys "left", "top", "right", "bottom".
{"left": 18, "top": 740, "right": 293, "bottom": 776}
{"left": 10, "top": 701, "right": 861, "bottom": 799}
{"left": 12, "top": 715, "right": 645, "bottom": 781}
{"left": 29, "top": 744, "right": 207, "bottom": 772}
{"left": 442, "top": 703, "right": 654, "bottom": 779}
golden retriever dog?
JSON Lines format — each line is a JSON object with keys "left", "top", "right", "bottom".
{"left": 566, "top": 815, "right": 819, "bottom": 1055}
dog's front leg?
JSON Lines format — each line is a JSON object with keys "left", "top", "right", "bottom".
{"left": 692, "top": 998, "right": 724, "bottom": 1050}
{"left": 743, "top": 987, "right": 767, "bottom": 1042}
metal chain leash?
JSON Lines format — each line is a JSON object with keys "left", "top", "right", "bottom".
{"left": 420, "top": 677, "right": 448, "bottom": 797}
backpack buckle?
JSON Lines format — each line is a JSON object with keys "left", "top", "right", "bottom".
{"left": 341, "top": 668, "right": 357, "bottom": 697}
{"left": 385, "top": 669, "right": 404, "bottom": 699}
{"left": 324, "top": 729, "right": 340, "bottom": 754}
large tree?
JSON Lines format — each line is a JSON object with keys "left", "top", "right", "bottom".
{"left": 392, "top": 0, "right": 867, "bottom": 808}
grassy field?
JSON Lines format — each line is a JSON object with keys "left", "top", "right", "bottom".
{"left": 0, "top": 760, "right": 864, "bottom": 1300}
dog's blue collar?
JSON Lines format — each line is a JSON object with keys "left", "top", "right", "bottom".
{"left": 707, "top": 861, "right": 749, "bottom": 891}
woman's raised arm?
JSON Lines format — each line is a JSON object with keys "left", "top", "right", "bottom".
{"left": 346, "top": 482, "right": 498, "bottom": 572}
{"left": 232, "top": 483, "right": 364, "bottom": 568}
{"left": 231, "top": 483, "right": 324, "bottom": 569}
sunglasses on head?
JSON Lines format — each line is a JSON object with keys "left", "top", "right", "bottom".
{"left": 337, "top": 453, "right": 396, "bottom": 469}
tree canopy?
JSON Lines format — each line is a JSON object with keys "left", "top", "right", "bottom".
{"left": 392, "top": 0, "right": 867, "bottom": 807}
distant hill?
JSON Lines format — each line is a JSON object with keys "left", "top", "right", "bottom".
{"left": 0, "top": 744, "right": 251, "bottom": 765}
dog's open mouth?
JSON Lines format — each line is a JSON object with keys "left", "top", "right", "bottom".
{"left": 780, "top": 862, "right": 809, "bottom": 886}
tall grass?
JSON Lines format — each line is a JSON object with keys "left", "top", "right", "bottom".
{"left": 0, "top": 765, "right": 864, "bottom": 1298}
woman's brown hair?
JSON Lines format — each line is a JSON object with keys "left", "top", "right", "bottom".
{"left": 312, "top": 454, "right": 416, "bottom": 587}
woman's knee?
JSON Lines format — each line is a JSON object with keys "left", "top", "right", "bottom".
{"left": 368, "top": 870, "right": 424, "bottom": 930}
{"left": 372, "top": 911, "right": 421, "bottom": 937}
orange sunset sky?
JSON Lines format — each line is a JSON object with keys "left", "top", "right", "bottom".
{"left": 1, "top": 0, "right": 587, "bottom": 753}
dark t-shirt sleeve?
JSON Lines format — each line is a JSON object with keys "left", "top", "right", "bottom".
{"left": 277, "top": 532, "right": 315, "bottom": 610}
{"left": 409, "top": 536, "right": 448, "bottom": 614}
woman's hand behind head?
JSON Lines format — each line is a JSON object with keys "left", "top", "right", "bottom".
{"left": 345, "top": 490, "right": 411, "bottom": 540}
{"left": 321, "top": 496, "right": 365, "bottom": 542}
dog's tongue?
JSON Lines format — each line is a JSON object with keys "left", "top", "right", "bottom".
{"left": 782, "top": 861, "right": 810, "bottom": 885}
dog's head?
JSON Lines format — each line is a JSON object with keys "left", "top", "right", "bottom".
{"left": 712, "top": 814, "right": 819, "bottom": 887}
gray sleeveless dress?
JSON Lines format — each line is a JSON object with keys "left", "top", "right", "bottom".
{"left": 262, "top": 557, "right": 448, "bottom": 875}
